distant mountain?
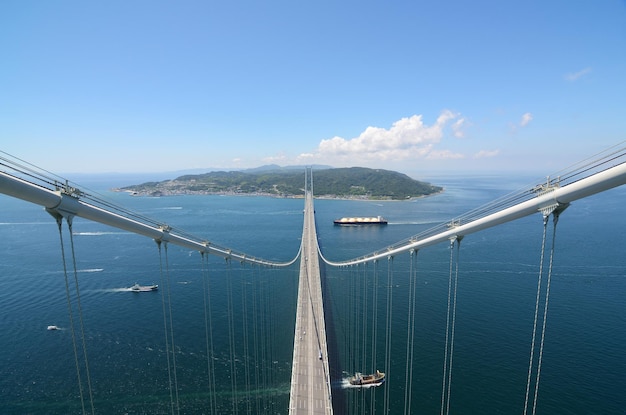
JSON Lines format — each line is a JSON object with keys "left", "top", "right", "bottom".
{"left": 242, "top": 164, "right": 332, "bottom": 173}
{"left": 120, "top": 166, "right": 443, "bottom": 200}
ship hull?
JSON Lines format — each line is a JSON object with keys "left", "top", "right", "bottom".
{"left": 349, "top": 370, "right": 385, "bottom": 386}
{"left": 334, "top": 216, "right": 388, "bottom": 225}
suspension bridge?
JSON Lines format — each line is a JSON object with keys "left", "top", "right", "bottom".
{"left": 1, "top": 143, "right": 625, "bottom": 414}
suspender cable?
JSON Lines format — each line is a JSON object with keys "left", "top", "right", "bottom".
{"left": 157, "top": 241, "right": 178, "bottom": 415}
{"left": 240, "top": 263, "right": 252, "bottom": 413}
{"left": 259, "top": 265, "right": 268, "bottom": 413}
{"left": 351, "top": 264, "right": 357, "bottom": 376}
{"left": 524, "top": 204, "right": 566, "bottom": 415}
{"left": 66, "top": 217, "right": 95, "bottom": 415}
{"left": 268, "top": 264, "right": 276, "bottom": 413}
{"left": 370, "top": 260, "right": 379, "bottom": 415}
{"left": 353, "top": 264, "right": 360, "bottom": 408}
{"left": 344, "top": 266, "right": 351, "bottom": 398}
{"left": 446, "top": 238, "right": 461, "bottom": 415}
{"left": 251, "top": 265, "right": 261, "bottom": 415}
{"left": 383, "top": 256, "right": 394, "bottom": 415}
{"left": 524, "top": 216, "right": 549, "bottom": 415}
{"left": 200, "top": 253, "right": 217, "bottom": 415}
{"left": 441, "top": 236, "right": 461, "bottom": 415}
{"left": 532, "top": 211, "right": 562, "bottom": 415}
{"left": 53, "top": 215, "right": 89, "bottom": 415}
{"left": 440, "top": 239, "right": 454, "bottom": 415}
{"left": 268, "top": 265, "right": 281, "bottom": 412}
{"left": 350, "top": 265, "right": 355, "bottom": 378}
{"left": 226, "top": 258, "right": 239, "bottom": 414}
{"left": 164, "top": 242, "right": 180, "bottom": 414}
{"left": 404, "top": 249, "right": 419, "bottom": 415}
{"left": 361, "top": 262, "right": 369, "bottom": 411}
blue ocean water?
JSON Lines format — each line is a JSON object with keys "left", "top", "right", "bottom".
{"left": 1, "top": 174, "right": 625, "bottom": 414}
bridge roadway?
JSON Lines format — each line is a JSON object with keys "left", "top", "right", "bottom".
{"left": 288, "top": 191, "right": 333, "bottom": 414}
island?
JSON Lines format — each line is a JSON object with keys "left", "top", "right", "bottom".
{"left": 118, "top": 166, "right": 443, "bottom": 201}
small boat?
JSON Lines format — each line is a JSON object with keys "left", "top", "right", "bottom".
{"left": 47, "top": 325, "right": 59, "bottom": 331}
{"left": 130, "top": 283, "right": 158, "bottom": 292}
{"left": 334, "top": 216, "right": 388, "bottom": 225}
{"left": 349, "top": 370, "right": 385, "bottom": 386}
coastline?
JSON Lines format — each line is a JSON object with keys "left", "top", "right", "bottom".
{"left": 112, "top": 187, "right": 445, "bottom": 201}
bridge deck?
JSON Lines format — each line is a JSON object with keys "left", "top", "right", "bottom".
{"left": 288, "top": 191, "right": 333, "bottom": 414}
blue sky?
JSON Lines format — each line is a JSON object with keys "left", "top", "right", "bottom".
{"left": 1, "top": 0, "right": 625, "bottom": 177}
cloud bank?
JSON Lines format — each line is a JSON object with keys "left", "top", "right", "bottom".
{"left": 297, "top": 110, "right": 466, "bottom": 166}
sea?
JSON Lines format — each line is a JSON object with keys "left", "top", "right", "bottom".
{"left": 1, "top": 173, "right": 625, "bottom": 414}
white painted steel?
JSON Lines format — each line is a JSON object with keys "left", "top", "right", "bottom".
{"left": 321, "top": 161, "right": 626, "bottom": 267}
{"left": 3, "top": 159, "right": 625, "bottom": 268}
{"left": 0, "top": 171, "right": 298, "bottom": 267}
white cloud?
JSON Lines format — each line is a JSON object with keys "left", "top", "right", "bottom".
{"left": 451, "top": 118, "right": 466, "bottom": 138}
{"left": 473, "top": 149, "right": 500, "bottom": 159}
{"left": 520, "top": 112, "right": 533, "bottom": 127}
{"left": 297, "top": 110, "right": 465, "bottom": 166}
{"left": 565, "top": 67, "right": 592, "bottom": 81}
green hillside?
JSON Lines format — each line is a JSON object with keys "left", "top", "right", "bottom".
{"left": 122, "top": 167, "right": 442, "bottom": 200}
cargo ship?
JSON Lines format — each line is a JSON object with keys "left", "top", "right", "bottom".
{"left": 333, "top": 216, "right": 388, "bottom": 225}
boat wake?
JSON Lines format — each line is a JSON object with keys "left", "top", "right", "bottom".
{"left": 388, "top": 220, "right": 440, "bottom": 225}
{"left": 90, "top": 288, "right": 135, "bottom": 293}
{"left": 47, "top": 325, "right": 64, "bottom": 331}
{"left": 339, "top": 370, "right": 385, "bottom": 389}
{"left": 339, "top": 378, "right": 383, "bottom": 389}
{"left": 85, "top": 285, "right": 159, "bottom": 293}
